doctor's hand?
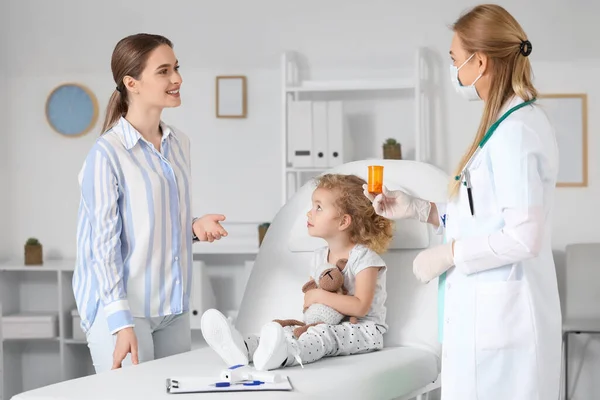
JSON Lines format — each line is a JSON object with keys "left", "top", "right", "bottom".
{"left": 193, "top": 214, "right": 228, "bottom": 242}
{"left": 413, "top": 242, "right": 455, "bottom": 283}
{"left": 363, "top": 185, "right": 431, "bottom": 222}
{"left": 112, "top": 327, "right": 139, "bottom": 369}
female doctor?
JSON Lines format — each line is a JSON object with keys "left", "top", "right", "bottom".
{"left": 365, "top": 4, "right": 561, "bottom": 400}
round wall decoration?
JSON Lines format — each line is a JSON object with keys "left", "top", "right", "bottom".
{"left": 45, "top": 83, "right": 99, "bottom": 137}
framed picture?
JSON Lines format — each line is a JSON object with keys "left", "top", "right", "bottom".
{"left": 537, "top": 93, "right": 588, "bottom": 187}
{"left": 216, "top": 76, "right": 247, "bottom": 118}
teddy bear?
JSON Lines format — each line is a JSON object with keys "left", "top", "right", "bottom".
{"left": 273, "top": 258, "right": 358, "bottom": 338}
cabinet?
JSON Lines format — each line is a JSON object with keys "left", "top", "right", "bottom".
{"left": 0, "top": 261, "right": 94, "bottom": 400}
{"left": 0, "top": 244, "right": 258, "bottom": 399}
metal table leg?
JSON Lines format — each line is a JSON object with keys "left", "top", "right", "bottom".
{"left": 564, "top": 332, "right": 569, "bottom": 400}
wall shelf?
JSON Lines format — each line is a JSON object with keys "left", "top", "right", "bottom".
{"left": 280, "top": 47, "right": 434, "bottom": 204}
{"left": 285, "top": 78, "right": 415, "bottom": 92}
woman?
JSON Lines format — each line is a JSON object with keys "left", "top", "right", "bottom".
{"left": 365, "top": 5, "right": 561, "bottom": 399}
{"left": 73, "top": 33, "right": 228, "bottom": 373}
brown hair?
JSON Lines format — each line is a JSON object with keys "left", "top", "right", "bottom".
{"left": 314, "top": 174, "right": 394, "bottom": 254}
{"left": 449, "top": 4, "right": 536, "bottom": 197}
{"left": 101, "top": 33, "right": 173, "bottom": 134}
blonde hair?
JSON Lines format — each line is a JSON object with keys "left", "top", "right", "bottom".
{"left": 314, "top": 174, "right": 394, "bottom": 254}
{"left": 449, "top": 4, "right": 536, "bottom": 197}
{"left": 101, "top": 34, "right": 173, "bottom": 134}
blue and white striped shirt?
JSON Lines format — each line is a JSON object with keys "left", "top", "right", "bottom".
{"left": 73, "top": 117, "right": 194, "bottom": 334}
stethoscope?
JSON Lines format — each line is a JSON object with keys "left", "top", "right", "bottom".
{"left": 454, "top": 98, "right": 536, "bottom": 216}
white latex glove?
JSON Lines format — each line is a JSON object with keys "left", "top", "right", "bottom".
{"left": 413, "top": 242, "right": 455, "bottom": 283}
{"left": 363, "top": 184, "right": 431, "bottom": 222}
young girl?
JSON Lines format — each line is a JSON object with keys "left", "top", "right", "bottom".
{"left": 201, "top": 173, "right": 394, "bottom": 370}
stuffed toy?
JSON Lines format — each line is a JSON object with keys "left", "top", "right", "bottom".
{"left": 274, "top": 258, "right": 358, "bottom": 338}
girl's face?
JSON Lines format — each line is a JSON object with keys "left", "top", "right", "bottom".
{"left": 126, "top": 44, "right": 182, "bottom": 110}
{"left": 306, "top": 188, "right": 349, "bottom": 240}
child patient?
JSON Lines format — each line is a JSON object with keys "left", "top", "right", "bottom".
{"left": 200, "top": 173, "right": 394, "bottom": 370}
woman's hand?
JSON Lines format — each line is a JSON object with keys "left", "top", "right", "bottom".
{"left": 193, "top": 214, "right": 228, "bottom": 242}
{"left": 112, "top": 327, "right": 139, "bottom": 369}
{"left": 363, "top": 184, "right": 432, "bottom": 222}
{"left": 303, "top": 288, "right": 324, "bottom": 311}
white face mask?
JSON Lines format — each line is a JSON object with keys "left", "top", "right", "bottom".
{"left": 450, "top": 53, "right": 483, "bottom": 101}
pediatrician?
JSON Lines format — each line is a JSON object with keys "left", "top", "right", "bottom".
{"left": 365, "top": 4, "right": 561, "bottom": 400}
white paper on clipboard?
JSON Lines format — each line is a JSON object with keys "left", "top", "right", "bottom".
{"left": 166, "top": 376, "right": 293, "bottom": 393}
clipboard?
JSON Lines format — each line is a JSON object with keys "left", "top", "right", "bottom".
{"left": 166, "top": 376, "right": 293, "bottom": 394}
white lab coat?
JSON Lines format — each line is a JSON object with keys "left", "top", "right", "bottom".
{"left": 436, "top": 96, "right": 562, "bottom": 400}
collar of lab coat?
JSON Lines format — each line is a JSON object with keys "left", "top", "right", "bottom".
{"left": 498, "top": 94, "right": 526, "bottom": 117}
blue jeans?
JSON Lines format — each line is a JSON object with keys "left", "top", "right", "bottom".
{"left": 86, "top": 306, "right": 191, "bottom": 373}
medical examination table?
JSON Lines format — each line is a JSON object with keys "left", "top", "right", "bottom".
{"left": 13, "top": 160, "right": 446, "bottom": 400}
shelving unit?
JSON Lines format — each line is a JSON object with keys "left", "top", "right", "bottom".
{"left": 280, "top": 47, "right": 433, "bottom": 203}
{"left": 0, "top": 242, "right": 259, "bottom": 399}
{"left": 0, "top": 260, "right": 94, "bottom": 400}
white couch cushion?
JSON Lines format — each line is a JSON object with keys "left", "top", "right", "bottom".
{"left": 238, "top": 159, "right": 449, "bottom": 355}
{"left": 12, "top": 346, "right": 439, "bottom": 400}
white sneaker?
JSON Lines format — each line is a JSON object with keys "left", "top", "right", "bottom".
{"left": 200, "top": 309, "right": 249, "bottom": 367}
{"left": 253, "top": 322, "right": 303, "bottom": 371}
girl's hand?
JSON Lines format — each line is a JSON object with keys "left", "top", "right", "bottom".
{"left": 193, "top": 214, "right": 228, "bottom": 242}
{"left": 303, "top": 288, "right": 324, "bottom": 310}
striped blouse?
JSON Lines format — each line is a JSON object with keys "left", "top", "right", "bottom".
{"left": 73, "top": 117, "right": 194, "bottom": 334}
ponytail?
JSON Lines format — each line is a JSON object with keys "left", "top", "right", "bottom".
{"left": 101, "top": 89, "right": 129, "bottom": 134}
{"left": 512, "top": 45, "right": 536, "bottom": 102}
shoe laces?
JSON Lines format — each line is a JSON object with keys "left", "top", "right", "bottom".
{"left": 286, "top": 339, "right": 304, "bottom": 368}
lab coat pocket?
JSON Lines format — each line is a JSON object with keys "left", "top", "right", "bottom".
{"left": 467, "top": 155, "right": 497, "bottom": 218}
{"left": 475, "top": 280, "right": 534, "bottom": 350}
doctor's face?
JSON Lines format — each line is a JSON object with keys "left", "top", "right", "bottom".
{"left": 450, "top": 33, "right": 480, "bottom": 86}
{"left": 306, "top": 188, "right": 344, "bottom": 239}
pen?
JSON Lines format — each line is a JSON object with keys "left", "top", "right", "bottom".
{"left": 212, "top": 380, "right": 265, "bottom": 387}
{"left": 464, "top": 169, "right": 474, "bottom": 216}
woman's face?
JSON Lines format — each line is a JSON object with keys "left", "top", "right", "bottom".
{"left": 450, "top": 33, "right": 480, "bottom": 87}
{"left": 449, "top": 32, "right": 491, "bottom": 101}
{"left": 126, "top": 44, "right": 183, "bottom": 110}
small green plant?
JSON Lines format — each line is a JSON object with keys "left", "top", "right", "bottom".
{"left": 384, "top": 138, "right": 398, "bottom": 146}
{"left": 26, "top": 238, "right": 40, "bottom": 246}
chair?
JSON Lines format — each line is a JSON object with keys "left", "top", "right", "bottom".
{"left": 563, "top": 243, "right": 600, "bottom": 400}
{"left": 12, "top": 159, "right": 448, "bottom": 400}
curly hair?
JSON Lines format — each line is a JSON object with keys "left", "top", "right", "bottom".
{"left": 313, "top": 173, "right": 394, "bottom": 254}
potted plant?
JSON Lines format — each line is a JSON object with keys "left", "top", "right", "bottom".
{"left": 382, "top": 138, "right": 402, "bottom": 160}
{"left": 258, "top": 223, "right": 271, "bottom": 247}
{"left": 24, "top": 237, "right": 43, "bottom": 265}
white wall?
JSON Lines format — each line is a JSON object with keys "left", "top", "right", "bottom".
{"left": 0, "top": 76, "right": 7, "bottom": 260}
{"left": 3, "top": 0, "right": 600, "bottom": 397}
{"left": 0, "top": 0, "right": 7, "bottom": 259}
